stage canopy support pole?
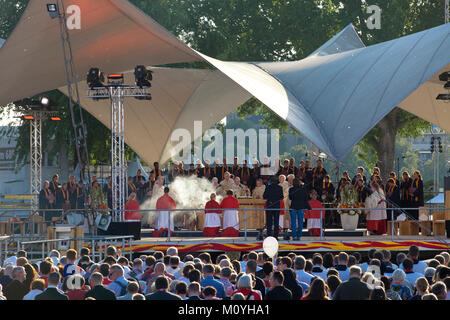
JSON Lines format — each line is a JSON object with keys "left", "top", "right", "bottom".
{"left": 110, "top": 86, "right": 127, "bottom": 222}
{"left": 30, "top": 112, "right": 43, "bottom": 213}
{"left": 87, "top": 85, "right": 151, "bottom": 222}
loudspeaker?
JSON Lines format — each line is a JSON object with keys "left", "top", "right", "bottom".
{"left": 95, "top": 214, "right": 112, "bottom": 231}
{"left": 97, "top": 221, "right": 141, "bottom": 240}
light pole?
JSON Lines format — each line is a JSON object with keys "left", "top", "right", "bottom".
{"left": 15, "top": 97, "right": 61, "bottom": 212}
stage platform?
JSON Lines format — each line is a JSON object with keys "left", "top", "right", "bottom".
{"left": 126, "top": 233, "right": 449, "bottom": 254}
{"left": 140, "top": 228, "right": 366, "bottom": 238}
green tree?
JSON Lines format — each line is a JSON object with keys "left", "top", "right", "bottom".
{"left": 1, "top": 0, "right": 444, "bottom": 177}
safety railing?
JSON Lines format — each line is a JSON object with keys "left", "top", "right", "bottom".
{"left": 93, "top": 206, "right": 449, "bottom": 244}
{"left": 1, "top": 206, "right": 449, "bottom": 245}
{"left": 17, "top": 235, "right": 134, "bottom": 263}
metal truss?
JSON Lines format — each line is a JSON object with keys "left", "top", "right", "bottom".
{"left": 30, "top": 113, "right": 42, "bottom": 212}
{"left": 87, "top": 85, "right": 150, "bottom": 221}
{"left": 28, "top": 110, "right": 58, "bottom": 211}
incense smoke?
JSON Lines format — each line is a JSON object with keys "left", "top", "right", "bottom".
{"left": 141, "top": 175, "right": 223, "bottom": 229}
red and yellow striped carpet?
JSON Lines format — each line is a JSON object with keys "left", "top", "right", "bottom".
{"left": 110, "top": 240, "right": 449, "bottom": 253}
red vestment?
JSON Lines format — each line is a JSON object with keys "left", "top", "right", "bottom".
{"left": 124, "top": 199, "right": 142, "bottom": 220}
{"left": 203, "top": 200, "right": 221, "bottom": 237}
{"left": 153, "top": 194, "right": 176, "bottom": 237}
{"left": 219, "top": 195, "right": 240, "bottom": 237}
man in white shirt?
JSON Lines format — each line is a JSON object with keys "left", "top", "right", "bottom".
{"left": 107, "top": 264, "right": 129, "bottom": 297}
{"left": 294, "top": 256, "right": 315, "bottom": 285}
{"left": 166, "top": 256, "right": 181, "bottom": 276}
{"left": 118, "top": 257, "right": 131, "bottom": 274}
{"left": 23, "top": 279, "right": 45, "bottom": 300}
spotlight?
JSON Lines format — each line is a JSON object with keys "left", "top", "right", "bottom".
{"left": 436, "top": 93, "right": 450, "bottom": 101}
{"left": 39, "top": 95, "right": 53, "bottom": 107}
{"left": 87, "top": 68, "right": 105, "bottom": 89}
{"left": 46, "top": 3, "right": 59, "bottom": 19}
{"left": 134, "top": 65, "right": 152, "bottom": 88}
{"left": 437, "top": 137, "right": 443, "bottom": 153}
{"left": 444, "top": 81, "right": 450, "bottom": 89}
{"left": 22, "top": 115, "right": 35, "bottom": 121}
{"left": 438, "top": 71, "right": 449, "bottom": 82}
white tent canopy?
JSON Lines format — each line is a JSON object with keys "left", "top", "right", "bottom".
{"left": 0, "top": 0, "right": 449, "bottom": 165}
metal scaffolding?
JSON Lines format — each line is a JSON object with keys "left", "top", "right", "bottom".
{"left": 27, "top": 110, "right": 60, "bottom": 211}
{"left": 87, "top": 86, "right": 151, "bottom": 222}
{"left": 30, "top": 113, "right": 42, "bottom": 212}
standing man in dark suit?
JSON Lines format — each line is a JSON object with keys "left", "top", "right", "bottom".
{"left": 35, "top": 272, "right": 68, "bottom": 300}
{"left": 264, "top": 271, "right": 292, "bottom": 300}
{"left": 263, "top": 176, "right": 284, "bottom": 239}
{"left": 145, "top": 276, "right": 182, "bottom": 300}
{"left": 84, "top": 272, "right": 116, "bottom": 300}
{"left": 3, "top": 266, "right": 28, "bottom": 300}
{"left": 187, "top": 282, "right": 202, "bottom": 300}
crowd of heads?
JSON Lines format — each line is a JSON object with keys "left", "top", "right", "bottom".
{"left": 0, "top": 245, "right": 448, "bottom": 300}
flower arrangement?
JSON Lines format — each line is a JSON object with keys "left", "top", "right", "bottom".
{"left": 337, "top": 185, "right": 360, "bottom": 215}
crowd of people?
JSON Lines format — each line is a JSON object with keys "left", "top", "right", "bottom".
{"left": 38, "top": 157, "right": 425, "bottom": 239}
{"left": 0, "top": 245, "right": 448, "bottom": 301}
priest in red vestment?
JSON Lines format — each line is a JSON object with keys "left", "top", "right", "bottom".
{"left": 203, "top": 193, "right": 221, "bottom": 237}
{"left": 219, "top": 190, "right": 240, "bottom": 237}
{"left": 124, "top": 192, "right": 142, "bottom": 221}
{"left": 153, "top": 187, "right": 176, "bottom": 237}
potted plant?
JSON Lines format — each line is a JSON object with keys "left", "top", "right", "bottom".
{"left": 337, "top": 182, "right": 360, "bottom": 230}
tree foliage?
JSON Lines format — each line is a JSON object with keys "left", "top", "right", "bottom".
{"left": 0, "top": 0, "right": 444, "bottom": 174}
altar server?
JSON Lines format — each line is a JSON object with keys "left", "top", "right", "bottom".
{"left": 219, "top": 190, "right": 240, "bottom": 237}
{"left": 203, "top": 193, "right": 221, "bottom": 237}
{"left": 365, "top": 182, "right": 387, "bottom": 235}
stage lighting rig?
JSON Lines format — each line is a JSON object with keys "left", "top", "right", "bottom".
{"left": 40, "top": 95, "right": 50, "bottom": 106}
{"left": 134, "top": 65, "right": 153, "bottom": 88}
{"left": 87, "top": 68, "right": 105, "bottom": 89}
{"left": 46, "top": 3, "right": 59, "bottom": 19}
{"left": 86, "top": 66, "right": 152, "bottom": 221}
{"left": 436, "top": 71, "right": 450, "bottom": 102}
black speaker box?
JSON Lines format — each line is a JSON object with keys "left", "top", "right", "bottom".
{"left": 97, "top": 221, "right": 141, "bottom": 240}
